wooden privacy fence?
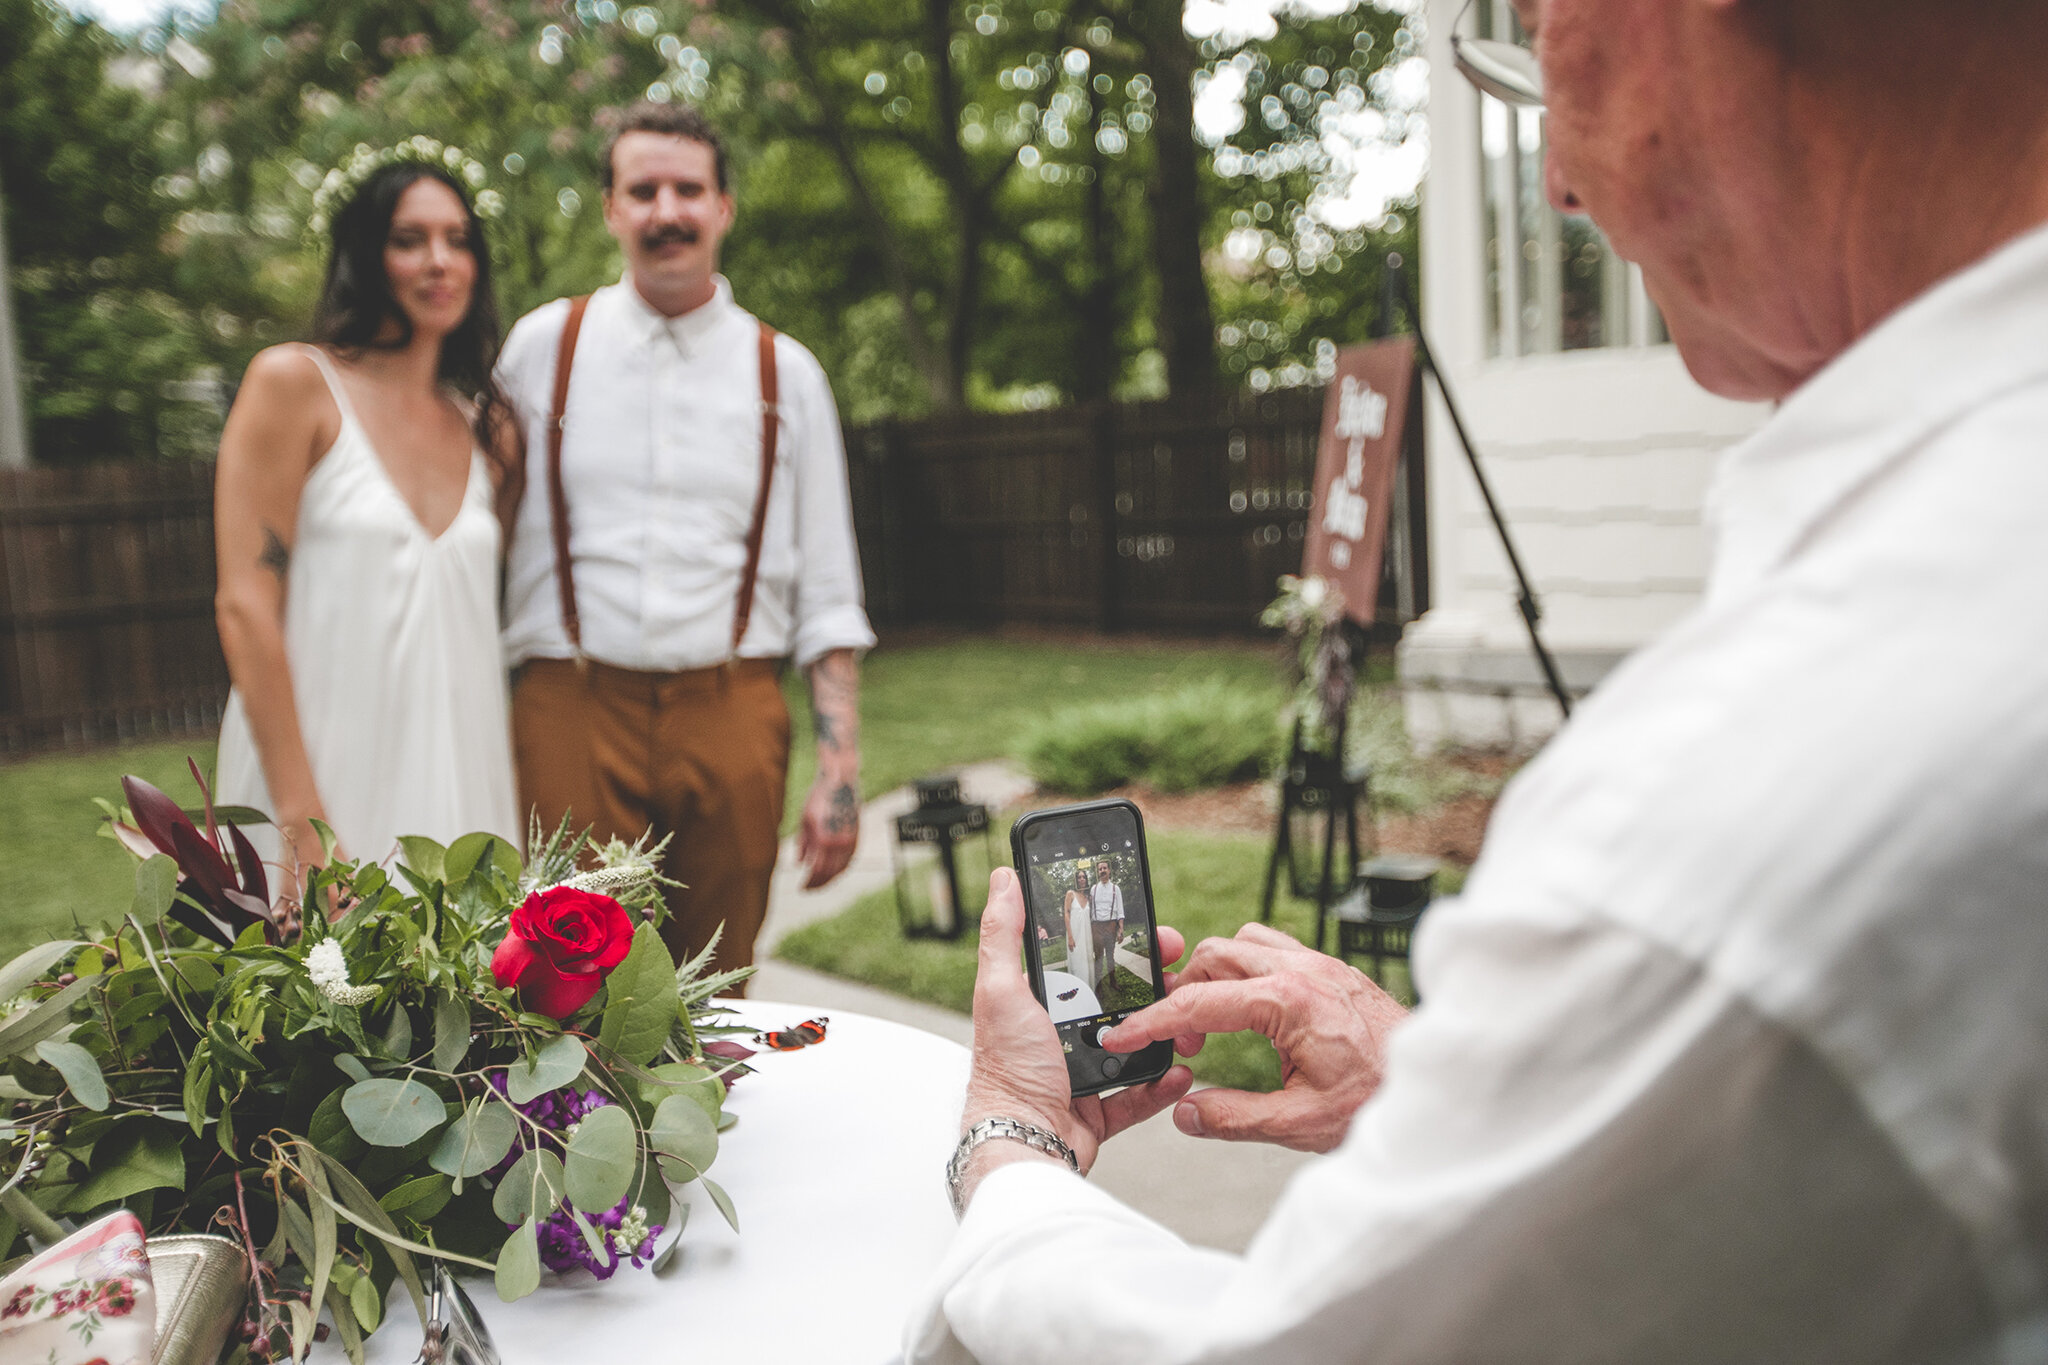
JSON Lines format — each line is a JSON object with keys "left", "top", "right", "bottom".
{"left": 0, "top": 462, "right": 226, "bottom": 755}
{"left": 0, "top": 385, "right": 1428, "bottom": 755}
{"left": 843, "top": 386, "right": 1427, "bottom": 635}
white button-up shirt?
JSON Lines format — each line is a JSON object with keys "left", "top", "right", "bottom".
{"left": 496, "top": 277, "right": 875, "bottom": 671}
{"left": 909, "top": 224, "right": 2048, "bottom": 1365}
{"left": 1091, "top": 880, "right": 1125, "bottom": 923}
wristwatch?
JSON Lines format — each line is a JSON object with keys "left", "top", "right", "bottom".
{"left": 946, "top": 1117, "right": 1079, "bottom": 1218}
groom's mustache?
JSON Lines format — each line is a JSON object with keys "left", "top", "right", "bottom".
{"left": 641, "top": 225, "right": 699, "bottom": 250}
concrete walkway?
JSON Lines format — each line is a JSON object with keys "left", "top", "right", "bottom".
{"left": 749, "top": 762, "right": 1312, "bottom": 1254}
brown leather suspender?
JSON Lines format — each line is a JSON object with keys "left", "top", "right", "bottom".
{"left": 545, "top": 297, "right": 781, "bottom": 664}
{"left": 732, "top": 320, "right": 781, "bottom": 657}
{"left": 546, "top": 294, "right": 592, "bottom": 659}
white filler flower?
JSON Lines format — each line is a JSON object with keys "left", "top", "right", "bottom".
{"left": 306, "top": 939, "right": 378, "bottom": 1007}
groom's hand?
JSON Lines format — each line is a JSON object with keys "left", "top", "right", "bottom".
{"left": 956, "top": 869, "right": 1191, "bottom": 1211}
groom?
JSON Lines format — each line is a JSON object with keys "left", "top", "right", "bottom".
{"left": 495, "top": 103, "right": 875, "bottom": 981}
{"left": 1089, "top": 860, "right": 1124, "bottom": 995}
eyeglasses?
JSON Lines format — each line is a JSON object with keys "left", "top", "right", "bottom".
{"left": 1451, "top": 0, "right": 1546, "bottom": 109}
{"left": 413, "top": 1266, "right": 501, "bottom": 1365}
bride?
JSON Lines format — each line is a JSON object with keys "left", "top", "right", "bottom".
{"left": 212, "top": 143, "right": 520, "bottom": 883}
{"left": 1061, "top": 864, "right": 1095, "bottom": 990}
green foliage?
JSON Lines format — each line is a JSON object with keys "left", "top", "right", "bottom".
{"left": 0, "top": 774, "right": 746, "bottom": 1361}
{"left": 3, "top": 0, "right": 1424, "bottom": 455}
{"left": 1019, "top": 679, "right": 1285, "bottom": 793}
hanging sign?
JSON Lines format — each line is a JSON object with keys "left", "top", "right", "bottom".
{"left": 1301, "top": 337, "right": 1418, "bottom": 625}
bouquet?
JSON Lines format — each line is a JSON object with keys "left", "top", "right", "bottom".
{"left": 0, "top": 766, "right": 754, "bottom": 1363}
{"left": 1261, "top": 573, "right": 1354, "bottom": 756}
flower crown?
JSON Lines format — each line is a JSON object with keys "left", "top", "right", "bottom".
{"left": 306, "top": 135, "right": 506, "bottom": 241}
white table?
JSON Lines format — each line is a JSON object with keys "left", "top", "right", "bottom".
{"left": 333, "top": 1002, "right": 968, "bottom": 1365}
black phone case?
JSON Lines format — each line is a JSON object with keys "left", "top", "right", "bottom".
{"left": 1011, "top": 798, "right": 1175, "bottom": 1097}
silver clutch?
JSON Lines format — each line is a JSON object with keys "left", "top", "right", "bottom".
{"left": 146, "top": 1233, "right": 248, "bottom": 1365}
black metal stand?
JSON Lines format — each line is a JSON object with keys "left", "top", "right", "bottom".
{"left": 1384, "top": 255, "right": 1573, "bottom": 719}
{"left": 1260, "top": 713, "right": 1372, "bottom": 953}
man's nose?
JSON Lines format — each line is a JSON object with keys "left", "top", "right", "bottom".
{"left": 653, "top": 186, "right": 689, "bottom": 219}
{"left": 1544, "top": 147, "right": 1585, "bottom": 215}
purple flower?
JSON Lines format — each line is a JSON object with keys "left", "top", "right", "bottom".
{"left": 482, "top": 1070, "right": 664, "bottom": 1278}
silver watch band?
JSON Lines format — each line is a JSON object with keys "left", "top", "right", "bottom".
{"left": 946, "top": 1117, "right": 1079, "bottom": 1218}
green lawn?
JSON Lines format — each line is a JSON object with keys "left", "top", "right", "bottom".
{"left": 776, "top": 826, "right": 1429, "bottom": 1093}
{"left": 781, "top": 634, "right": 1287, "bottom": 822}
{"left": 0, "top": 740, "right": 208, "bottom": 961}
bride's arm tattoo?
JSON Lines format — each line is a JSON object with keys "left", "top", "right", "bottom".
{"left": 259, "top": 526, "right": 291, "bottom": 583}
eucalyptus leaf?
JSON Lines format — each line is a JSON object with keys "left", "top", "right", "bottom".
{"left": 380, "top": 1004, "right": 413, "bottom": 1061}
{"left": 562, "top": 1104, "right": 635, "bottom": 1213}
{"left": 650, "top": 1202, "right": 688, "bottom": 1276}
{"left": 377, "top": 1173, "right": 452, "bottom": 1223}
{"left": 700, "top": 1176, "right": 738, "bottom": 1233}
{"left": 396, "top": 836, "right": 447, "bottom": 884}
{"left": 504, "top": 1034, "right": 587, "bottom": 1104}
{"left": 303, "top": 1148, "right": 337, "bottom": 1334}
{"left": 33, "top": 1040, "right": 107, "bottom": 1111}
{"left": 495, "top": 1217, "right": 541, "bottom": 1302}
{"left": 491, "top": 1149, "right": 566, "bottom": 1225}
{"left": 642, "top": 1062, "right": 723, "bottom": 1123}
{"left": 567, "top": 1203, "right": 609, "bottom": 1262}
{"left": 350, "top": 1270, "right": 383, "bottom": 1334}
{"left": 431, "top": 992, "right": 470, "bottom": 1072}
{"left": 334, "top": 1054, "right": 371, "bottom": 1084}
{"left": 0, "top": 942, "right": 86, "bottom": 1004}
{"left": 647, "top": 1093, "right": 717, "bottom": 1173}
{"left": 131, "top": 855, "right": 179, "bottom": 926}
{"left": 340, "top": 1078, "right": 447, "bottom": 1148}
{"left": 0, "top": 978, "right": 93, "bottom": 1060}
{"left": 597, "top": 924, "right": 678, "bottom": 1067}
{"left": 428, "top": 1101, "right": 517, "bottom": 1179}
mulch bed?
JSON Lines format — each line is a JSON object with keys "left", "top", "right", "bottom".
{"left": 1031, "top": 750, "right": 1517, "bottom": 869}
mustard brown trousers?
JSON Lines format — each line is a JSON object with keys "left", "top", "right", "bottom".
{"left": 512, "top": 657, "right": 790, "bottom": 985}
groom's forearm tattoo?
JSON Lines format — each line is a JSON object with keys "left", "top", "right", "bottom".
{"left": 824, "top": 781, "right": 858, "bottom": 836}
{"left": 806, "top": 649, "right": 860, "bottom": 773}
{"left": 259, "top": 527, "right": 291, "bottom": 584}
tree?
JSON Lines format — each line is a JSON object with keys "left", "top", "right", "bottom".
{"left": 0, "top": 0, "right": 215, "bottom": 461}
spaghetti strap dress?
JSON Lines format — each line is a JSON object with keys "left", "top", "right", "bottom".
{"left": 214, "top": 346, "right": 521, "bottom": 867}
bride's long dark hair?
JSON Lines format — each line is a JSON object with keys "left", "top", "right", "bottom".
{"left": 311, "top": 161, "right": 515, "bottom": 483}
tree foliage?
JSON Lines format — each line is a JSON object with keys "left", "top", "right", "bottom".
{"left": 4, "top": 0, "right": 1425, "bottom": 453}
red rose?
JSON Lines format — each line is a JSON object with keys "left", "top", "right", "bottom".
{"left": 490, "top": 887, "right": 635, "bottom": 1018}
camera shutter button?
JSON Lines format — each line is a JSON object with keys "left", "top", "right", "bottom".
{"left": 1092, "top": 1024, "right": 1113, "bottom": 1048}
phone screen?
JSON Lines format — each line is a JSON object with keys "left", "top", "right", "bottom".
{"left": 1017, "top": 802, "right": 1168, "bottom": 1091}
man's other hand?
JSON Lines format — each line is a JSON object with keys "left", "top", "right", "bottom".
{"left": 957, "top": 869, "right": 1192, "bottom": 1209}
{"left": 1101, "top": 923, "right": 1408, "bottom": 1153}
{"left": 796, "top": 775, "right": 859, "bottom": 889}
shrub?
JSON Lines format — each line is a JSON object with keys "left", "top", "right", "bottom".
{"left": 1019, "top": 681, "right": 1284, "bottom": 794}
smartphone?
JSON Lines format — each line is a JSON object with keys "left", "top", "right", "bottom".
{"left": 1010, "top": 799, "right": 1174, "bottom": 1097}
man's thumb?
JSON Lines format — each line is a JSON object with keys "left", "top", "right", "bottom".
{"left": 1173, "top": 1087, "right": 1282, "bottom": 1144}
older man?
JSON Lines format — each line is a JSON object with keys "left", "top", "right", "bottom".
{"left": 912, "top": 1, "right": 2048, "bottom": 1360}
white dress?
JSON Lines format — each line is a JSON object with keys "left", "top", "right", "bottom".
{"left": 1062, "top": 890, "right": 1095, "bottom": 990}
{"left": 214, "top": 347, "right": 520, "bottom": 867}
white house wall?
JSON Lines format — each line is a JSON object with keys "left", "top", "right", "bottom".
{"left": 1400, "top": 0, "right": 1768, "bottom": 749}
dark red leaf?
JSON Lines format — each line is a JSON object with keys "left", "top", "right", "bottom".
{"left": 171, "top": 821, "right": 234, "bottom": 907}
{"left": 187, "top": 758, "right": 220, "bottom": 852}
{"left": 225, "top": 819, "right": 269, "bottom": 906}
{"left": 122, "top": 775, "right": 194, "bottom": 860}
{"left": 167, "top": 896, "right": 234, "bottom": 947}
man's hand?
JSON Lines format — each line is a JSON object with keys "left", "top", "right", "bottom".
{"left": 1102, "top": 923, "right": 1408, "bottom": 1153}
{"left": 799, "top": 649, "right": 861, "bottom": 889}
{"left": 956, "top": 869, "right": 1193, "bottom": 1211}
{"left": 796, "top": 776, "right": 858, "bottom": 888}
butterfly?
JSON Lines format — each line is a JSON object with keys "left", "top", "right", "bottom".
{"left": 753, "top": 1016, "right": 828, "bottom": 1051}
{"left": 1056, "top": 988, "right": 1079, "bottom": 1001}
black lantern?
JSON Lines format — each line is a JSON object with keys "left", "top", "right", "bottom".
{"left": 1260, "top": 733, "right": 1373, "bottom": 952}
{"left": 1331, "top": 854, "right": 1440, "bottom": 996}
{"left": 892, "top": 775, "right": 995, "bottom": 940}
